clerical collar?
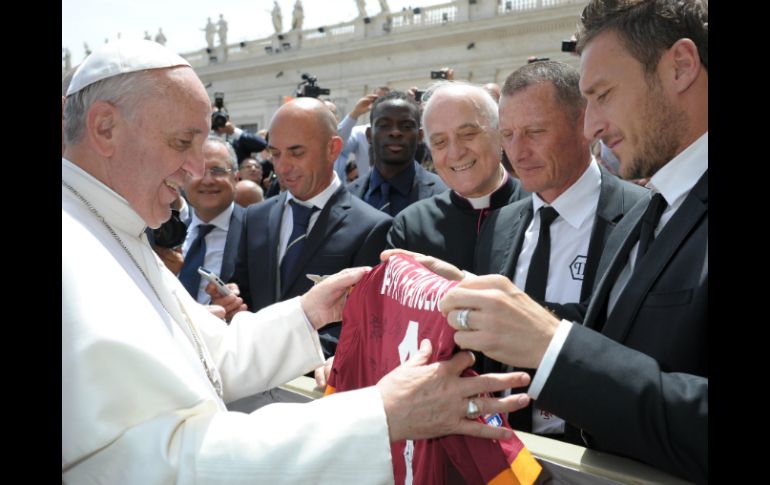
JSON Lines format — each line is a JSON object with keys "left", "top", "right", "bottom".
{"left": 450, "top": 167, "right": 511, "bottom": 210}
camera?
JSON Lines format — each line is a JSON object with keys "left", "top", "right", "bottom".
{"left": 413, "top": 89, "right": 425, "bottom": 102}
{"left": 296, "top": 73, "right": 331, "bottom": 98}
{"left": 151, "top": 209, "right": 187, "bottom": 248}
{"left": 561, "top": 40, "right": 577, "bottom": 53}
{"left": 211, "top": 91, "right": 229, "bottom": 130}
{"left": 430, "top": 70, "right": 448, "bottom": 80}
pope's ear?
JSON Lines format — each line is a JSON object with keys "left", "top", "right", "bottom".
{"left": 86, "top": 101, "right": 118, "bottom": 157}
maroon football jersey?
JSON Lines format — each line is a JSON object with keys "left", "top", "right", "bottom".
{"left": 326, "top": 254, "right": 541, "bottom": 485}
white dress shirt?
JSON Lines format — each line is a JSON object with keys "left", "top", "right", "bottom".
{"left": 278, "top": 172, "right": 342, "bottom": 263}
{"left": 530, "top": 132, "right": 709, "bottom": 406}
{"left": 183, "top": 203, "right": 234, "bottom": 304}
{"left": 514, "top": 160, "right": 601, "bottom": 305}
{"left": 514, "top": 159, "right": 601, "bottom": 434}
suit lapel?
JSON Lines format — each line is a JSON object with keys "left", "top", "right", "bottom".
{"left": 582, "top": 198, "right": 647, "bottom": 330}
{"left": 581, "top": 169, "right": 625, "bottom": 301}
{"left": 602, "top": 171, "right": 708, "bottom": 342}
{"left": 412, "top": 163, "right": 434, "bottom": 203}
{"left": 279, "top": 187, "right": 349, "bottom": 298}
{"left": 220, "top": 205, "right": 244, "bottom": 282}
{"left": 499, "top": 202, "right": 533, "bottom": 280}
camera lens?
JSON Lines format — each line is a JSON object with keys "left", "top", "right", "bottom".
{"left": 211, "top": 111, "right": 229, "bottom": 129}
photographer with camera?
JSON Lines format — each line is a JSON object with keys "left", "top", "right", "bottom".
{"left": 210, "top": 91, "right": 268, "bottom": 164}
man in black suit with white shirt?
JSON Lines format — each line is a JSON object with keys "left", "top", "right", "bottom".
{"left": 220, "top": 97, "right": 392, "bottom": 357}
{"left": 474, "top": 60, "right": 647, "bottom": 444}
{"left": 423, "top": 1, "right": 708, "bottom": 481}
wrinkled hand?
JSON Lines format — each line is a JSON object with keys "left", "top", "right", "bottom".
{"left": 300, "top": 266, "right": 371, "bottom": 330}
{"left": 440, "top": 275, "right": 560, "bottom": 369}
{"left": 207, "top": 282, "right": 247, "bottom": 322}
{"left": 378, "top": 339, "right": 531, "bottom": 442}
{"left": 314, "top": 356, "right": 334, "bottom": 390}
{"left": 381, "top": 249, "right": 465, "bottom": 281}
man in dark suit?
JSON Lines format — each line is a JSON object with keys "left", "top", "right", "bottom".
{"left": 347, "top": 91, "right": 447, "bottom": 216}
{"left": 223, "top": 98, "right": 392, "bottom": 357}
{"left": 177, "top": 136, "right": 245, "bottom": 306}
{"left": 387, "top": 82, "right": 527, "bottom": 272}
{"left": 438, "top": 1, "right": 708, "bottom": 481}
{"left": 474, "top": 61, "right": 647, "bottom": 443}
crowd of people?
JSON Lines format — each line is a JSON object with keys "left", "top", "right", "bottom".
{"left": 62, "top": 0, "right": 708, "bottom": 482}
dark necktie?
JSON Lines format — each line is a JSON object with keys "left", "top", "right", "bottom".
{"left": 281, "top": 200, "right": 319, "bottom": 288}
{"left": 512, "top": 206, "right": 559, "bottom": 432}
{"left": 179, "top": 224, "right": 216, "bottom": 298}
{"left": 377, "top": 181, "right": 392, "bottom": 215}
{"left": 634, "top": 192, "right": 668, "bottom": 268}
{"left": 524, "top": 206, "right": 560, "bottom": 301}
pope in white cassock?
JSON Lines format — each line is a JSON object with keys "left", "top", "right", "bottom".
{"left": 61, "top": 39, "right": 530, "bottom": 484}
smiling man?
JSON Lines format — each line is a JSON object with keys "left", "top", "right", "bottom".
{"left": 226, "top": 97, "right": 392, "bottom": 357}
{"left": 386, "top": 82, "right": 527, "bottom": 272}
{"left": 177, "top": 136, "right": 245, "bottom": 304}
{"left": 347, "top": 91, "right": 446, "bottom": 216}
{"left": 63, "top": 40, "right": 530, "bottom": 484}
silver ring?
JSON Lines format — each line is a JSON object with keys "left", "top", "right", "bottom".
{"left": 466, "top": 398, "right": 481, "bottom": 420}
{"left": 457, "top": 308, "right": 471, "bottom": 331}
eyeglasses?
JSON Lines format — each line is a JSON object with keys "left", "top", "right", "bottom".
{"left": 239, "top": 163, "right": 261, "bottom": 171}
{"left": 200, "top": 166, "right": 233, "bottom": 179}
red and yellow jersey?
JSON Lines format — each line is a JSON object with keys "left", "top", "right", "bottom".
{"left": 326, "top": 254, "right": 541, "bottom": 485}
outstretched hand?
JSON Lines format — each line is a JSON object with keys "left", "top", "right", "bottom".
{"left": 378, "top": 339, "right": 531, "bottom": 442}
{"left": 300, "top": 266, "right": 371, "bottom": 329}
{"left": 440, "top": 275, "right": 560, "bottom": 369}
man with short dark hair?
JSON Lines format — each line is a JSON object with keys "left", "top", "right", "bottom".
{"left": 438, "top": 1, "right": 708, "bottom": 480}
{"left": 348, "top": 91, "right": 447, "bottom": 216}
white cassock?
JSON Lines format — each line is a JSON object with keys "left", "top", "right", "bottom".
{"left": 62, "top": 158, "right": 394, "bottom": 484}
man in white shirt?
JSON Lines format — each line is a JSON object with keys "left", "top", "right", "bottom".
{"left": 394, "top": 0, "right": 708, "bottom": 481}
{"left": 62, "top": 39, "right": 532, "bottom": 483}
{"left": 474, "top": 60, "right": 646, "bottom": 442}
{"left": 179, "top": 136, "right": 245, "bottom": 305}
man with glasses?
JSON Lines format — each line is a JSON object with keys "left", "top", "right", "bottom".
{"left": 238, "top": 157, "right": 264, "bottom": 186}
{"left": 178, "top": 136, "right": 245, "bottom": 305}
